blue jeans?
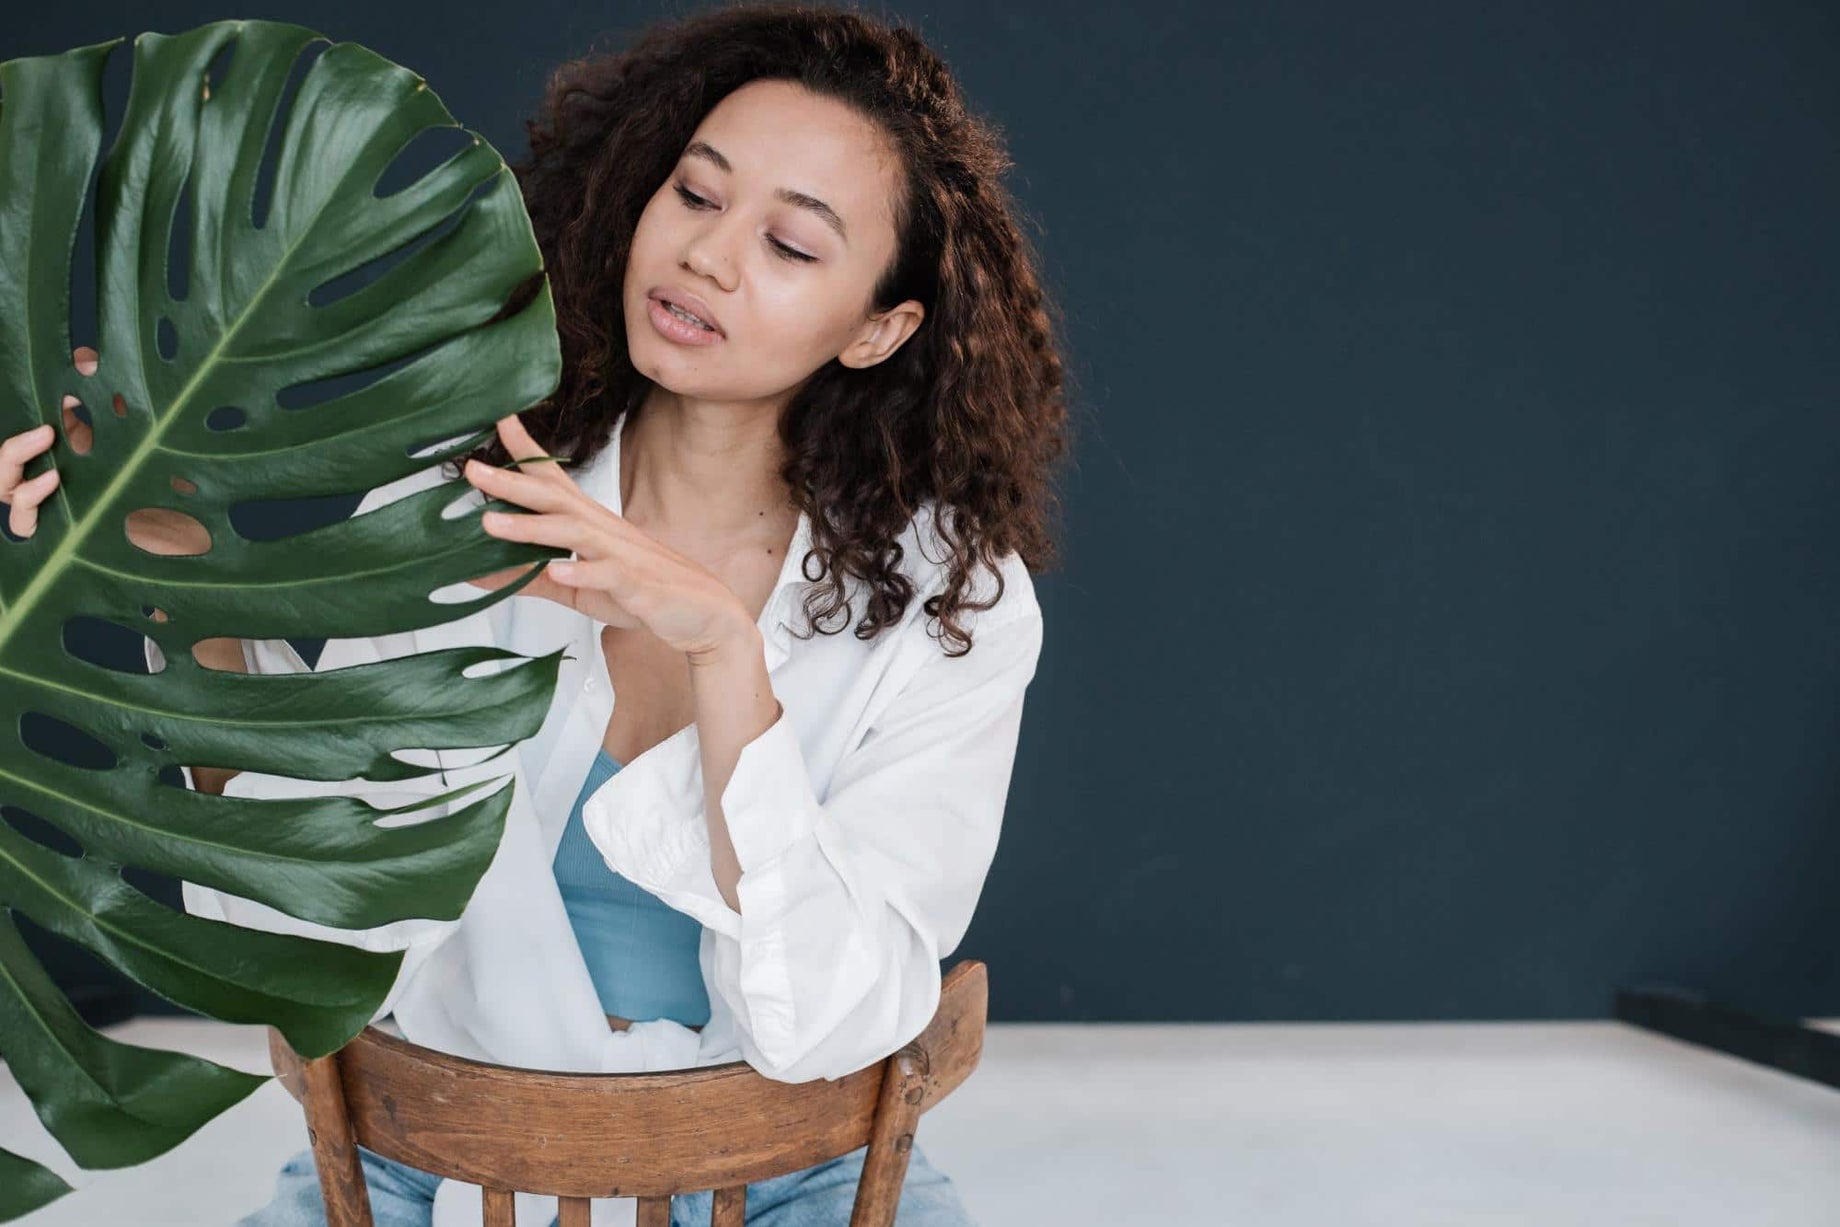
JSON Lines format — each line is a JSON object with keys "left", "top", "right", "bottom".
{"left": 238, "top": 1140, "right": 975, "bottom": 1226}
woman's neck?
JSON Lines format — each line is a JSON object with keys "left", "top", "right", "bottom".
{"left": 621, "top": 390, "right": 797, "bottom": 544}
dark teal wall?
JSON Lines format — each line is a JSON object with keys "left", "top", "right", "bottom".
{"left": 10, "top": 1, "right": 1837, "bottom": 1022}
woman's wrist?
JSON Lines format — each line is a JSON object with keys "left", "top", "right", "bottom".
{"left": 684, "top": 605, "right": 764, "bottom": 670}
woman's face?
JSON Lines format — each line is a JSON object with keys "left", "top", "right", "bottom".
{"left": 622, "top": 78, "right": 925, "bottom": 404}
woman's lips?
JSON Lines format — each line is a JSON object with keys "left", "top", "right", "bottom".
{"left": 646, "top": 296, "right": 725, "bottom": 346}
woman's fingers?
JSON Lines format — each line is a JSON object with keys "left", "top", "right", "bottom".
{"left": 495, "top": 413, "right": 547, "bottom": 463}
{"left": 5, "top": 465, "right": 61, "bottom": 538}
{"left": 465, "top": 458, "right": 584, "bottom": 518}
{"left": 2, "top": 346, "right": 93, "bottom": 538}
{"left": 1, "top": 424, "right": 56, "bottom": 500}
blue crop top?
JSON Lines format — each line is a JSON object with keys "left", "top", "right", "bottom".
{"left": 551, "top": 747, "right": 711, "bottom": 1027}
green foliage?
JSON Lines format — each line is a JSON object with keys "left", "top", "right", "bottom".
{"left": 0, "top": 20, "right": 568, "bottom": 1216}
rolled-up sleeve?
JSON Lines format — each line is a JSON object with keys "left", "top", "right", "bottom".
{"left": 585, "top": 607, "right": 1045, "bottom": 1082}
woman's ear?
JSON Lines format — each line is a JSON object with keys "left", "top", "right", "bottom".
{"left": 840, "top": 299, "right": 925, "bottom": 369}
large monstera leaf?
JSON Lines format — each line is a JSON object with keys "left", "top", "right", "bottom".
{"left": 0, "top": 20, "right": 570, "bottom": 1217}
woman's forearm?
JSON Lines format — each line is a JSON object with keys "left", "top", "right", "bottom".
{"left": 686, "top": 618, "right": 779, "bottom": 914}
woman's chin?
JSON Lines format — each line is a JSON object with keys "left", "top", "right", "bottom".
{"left": 630, "top": 351, "right": 734, "bottom": 400}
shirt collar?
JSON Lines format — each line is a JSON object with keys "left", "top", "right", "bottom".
{"left": 583, "top": 408, "right": 817, "bottom": 670}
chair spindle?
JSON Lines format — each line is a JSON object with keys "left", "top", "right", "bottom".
{"left": 301, "top": 1054, "right": 374, "bottom": 1227}
{"left": 481, "top": 1187, "right": 515, "bottom": 1227}
{"left": 849, "top": 1046, "right": 929, "bottom": 1227}
{"left": 711, "top": 1183, "right": 747, "bottom": 1226}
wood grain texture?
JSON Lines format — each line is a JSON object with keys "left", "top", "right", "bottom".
{"left": 267, "top": 960, "right": 989, "bottom": 1223}
{"left": 300, "top": 1054, "right": 373, "bottom": 1227}
{"left": 850, "top": 1047, "right": 928, "bottom": 1227}
{"left": 711, "top": 1183, "right": 746, "bottom": 1226}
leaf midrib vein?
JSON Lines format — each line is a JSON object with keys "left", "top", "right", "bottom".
{"left": 3, "top": 116, "right": 446, "bottom": 655}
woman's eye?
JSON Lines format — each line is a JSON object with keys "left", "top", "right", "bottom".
{"left": 674, "top": 183, "right": 817, "bottom": 264}
{"left": 769, "top": 238, "right": 818, "bottom": 264}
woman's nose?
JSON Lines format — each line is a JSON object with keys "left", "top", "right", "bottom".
{"left": 681, "top": 221, "right": 740, "bottom": 288}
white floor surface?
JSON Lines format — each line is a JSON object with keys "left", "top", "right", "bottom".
{"left": 4, "top": 1016, "right": 1839, "bottom": 1225}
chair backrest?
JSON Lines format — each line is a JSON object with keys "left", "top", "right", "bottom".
{"left": 266, "top": 959, "right": 989, "bottom": 1227}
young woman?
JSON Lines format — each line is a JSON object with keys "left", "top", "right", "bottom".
{"left": 3, "top": 3, "right": 1068, "bottom": 1224}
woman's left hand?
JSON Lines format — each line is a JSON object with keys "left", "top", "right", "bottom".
{"left": 461, "top": 413, "right": 753, "bottom": 660}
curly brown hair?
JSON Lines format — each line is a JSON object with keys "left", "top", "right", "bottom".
{"left": 453, "top": 1, "right": 1071, "bottom": 656}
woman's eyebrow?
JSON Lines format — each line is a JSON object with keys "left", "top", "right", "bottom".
{"left": 684, "top": 140, "right": 849, "bottom": 244}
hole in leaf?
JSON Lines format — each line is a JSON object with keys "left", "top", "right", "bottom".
{"left": 430, "top": 743, "right": 510, "bottom": 770}
{"left": 60, "top": 395, "right": 93, "bottom": 455}
{"left": 374, "top": 124, "right": 475, "bottom": 198}
{"left": 60, "top": 46, "right": 133, "bottom": 377}
{"left": 252, "top": 38, "right": 330, "bottom": 230}
{"left": 307, "top": 173, "right": 495, "bottom": 309}
{"left": 112, "top": 391, "right": 128, "bottom": 418}
{"left": 431, "top": 560, "right": 549, "bottom": 606}
{"left": 439, "top": 483, "right": 487, "bottom": 521}
{"left": 230, "top": 488, "right": 355, "bottom": 541}
{"left": 388, "top": 746, "right": 447, "bottom": 770}
{"left": 429, "top": 576, "right": 492, "bottom": 606}
{"left": 20, "top": 710, "right": 118, "bottom": 771}
{"left": 167, "top": 167, "right": 194, "bottom": 302}
{"left": 303, "top": 218, "right": 443, "bottom": 306}
{"left": 201, "top": 36, "right": 236, "bottom": 105}
{"left": 194, "top": 636, "right": 246, "bottom": 672}
{"left": 460, "top": 655, "right": 522, "bottom": 680}
{"left": 121, "top": 860, "right": 184, "bottom": 908}
{"left": 141, "top": 732, "right": 168, "bottom": 751}
{"left": 274, "top": 332, "right": 448, "bottom": 411}
{"left": 1, "top": 804, "right": 84, "bottom": 859}
{"left": 62, "top": 614, "right": 159, "bottom": 673}
{"left": 124, "top": 507, "right": 211, "bottom": 556}
{"left": 171, "top": 475, "right": 198, "bottom": 496}
{"left": 205, "top": 405, "right": 246, "bottom": 431}
{"left": 156, "top": 316, "right": 178, "bottom": 360}
{"left": 412, "top": 424, "right": 496, "bottom": 464}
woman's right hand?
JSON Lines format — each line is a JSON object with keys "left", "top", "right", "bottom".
{"left": 0, "top": 420, "right": 61, "bottom": 538}
{"left": 2, "top": 346, "right": 208, "bottom": 555}
{"left": 0, "top": 346, "right": 95, "bottom": 538}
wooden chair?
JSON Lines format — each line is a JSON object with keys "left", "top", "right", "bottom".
{"left": 265, "top": 960, "right": 989, "bottom": 1226}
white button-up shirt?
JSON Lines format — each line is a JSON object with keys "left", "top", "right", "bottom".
{"left": 146, "top": 408, "right": 1042, "bottom": 1221}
